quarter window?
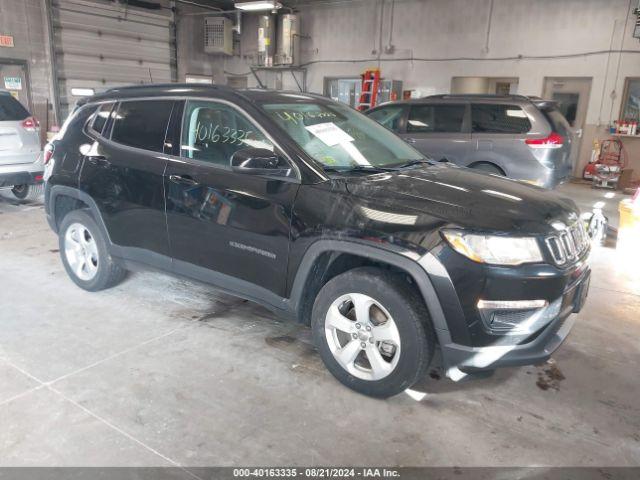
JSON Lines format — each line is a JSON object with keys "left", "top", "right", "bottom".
{"left": 111, "top": 100, "right": 174, "bottom": 152}
{"left": 471, "top": 104, "right": 531, "bottom": 134}
{"left": 407, "top": 104, "right": 465, "bottom": 133}
{"left": 180, "top": 100, "right": 274, "bottom": 167}
{"left": 367, "top": 106, "right": 405, "bottom": 132}
{"left": 90, "top": 102, "right": 114, "bottom": 135}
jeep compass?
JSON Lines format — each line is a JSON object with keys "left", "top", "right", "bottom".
{"left": 44, "top": 84, "right": 591, "bottom": 398}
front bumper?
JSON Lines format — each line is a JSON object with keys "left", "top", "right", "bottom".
{"left": 439, "top": 266, "right": 589, "bottom": 379}
{"left": 417, "top": 241, "right": 590, "bottom": 380}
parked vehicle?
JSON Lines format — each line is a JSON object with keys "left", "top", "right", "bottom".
{"left": 44, "top": 85, "right": 590, "bottom": 398}
{"left": 366, "top": 94, "right": 575, "bottom": 189}
{"left": 0, "top": 90, "right": 44, "bottom": 200}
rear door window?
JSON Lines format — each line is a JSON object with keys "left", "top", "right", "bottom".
{"left": 111, "top": 100, "right": 174, "bottom": 152}
{"left": 0, "top": 94, "right": 30, "bottom": 121}
{"left": 407, "top": 104, "right": 465, "bottom": 133}
{"left": 367, "top": 105, "right": 406, "bottom": 132}
{"left": 471, "top": 104, "right": 531, "bottom": 134}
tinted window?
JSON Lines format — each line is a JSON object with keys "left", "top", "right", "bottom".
{"left": 407, "top": 104, "right": 465, "bottom": 133}
{"left": 90, "top": 102, "right": 114, "bottom": 135}
{"left": 181, "top": 100, "right": 274, "bottom": 166}
{"left": 367, "top": 105, "right": 405, "bottom": 132}
{"left": 0, "top": 94, "right": 30, "bottom": 121}
{"left": 471, "top": 104, "right": 531, "bottom": 134}
{"left": 111, "top": 100, "right": 174, "bottom": 152}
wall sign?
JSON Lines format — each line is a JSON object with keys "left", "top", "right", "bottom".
{"left": 0, "top": 35, "right": 14, "bottom": 48}
{"left": 4, "top": 77, "right": 22, "bottom": 90}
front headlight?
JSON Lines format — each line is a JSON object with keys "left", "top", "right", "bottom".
{"left": 442, "top": 230, "right": 543, "bottom": 266}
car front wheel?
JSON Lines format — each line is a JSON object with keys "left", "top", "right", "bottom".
{"left": 312, "top": 267, "right": 434, "bottom": 398}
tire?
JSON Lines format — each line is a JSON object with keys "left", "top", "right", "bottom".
{"left": 58, "top": 209, "right": 127, "bottom": 291}
{"left": 470, "top": 163, "right": 504, "bottom": 175}
{"left": 311, "top": 267, "right": 435, "bottom": 398}
{"left": 11, "top": 183, "right": 44, "bottom": 201}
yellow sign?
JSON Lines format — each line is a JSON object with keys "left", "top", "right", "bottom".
{"left": 0, "top": 35, "right": 14, "bottom": 47}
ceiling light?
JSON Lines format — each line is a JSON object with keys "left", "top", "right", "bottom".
{"left": 235, "top": 1, "right": 282, "bottom": 11}
{"left": 70, "top": 87, "right": 95, "bottom": 97}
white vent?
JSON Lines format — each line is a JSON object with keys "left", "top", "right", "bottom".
{"left": 204, "top": 17, "right": 233, "bottom": 55}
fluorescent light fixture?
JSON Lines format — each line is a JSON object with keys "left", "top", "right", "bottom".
{"left": 71, "top": 88, "right": 95, "bottom": 97}
{"left": 235, "top": 1, "right": 282, "bottom": 11}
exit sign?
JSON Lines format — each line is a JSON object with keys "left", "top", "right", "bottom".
{"left": 0, "top": 35, "right": 14, "bottom": 48}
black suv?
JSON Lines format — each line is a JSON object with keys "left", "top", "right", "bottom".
{"left": 44, "top": 84, "right": 591, "bottom": 398}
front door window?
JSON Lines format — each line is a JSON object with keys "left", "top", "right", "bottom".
{"left": 181, "top": 100, "right": 274, "bottom": 167}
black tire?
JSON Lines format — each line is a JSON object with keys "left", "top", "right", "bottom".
{"left": 470, "top": 163, "right": 504, "bottom": 175}
{"left": 11, "top": 183, "right": 44, "bottom": 201}
{"left": 311, "top": 267, "right": 435, "bottom": 398}
{"left": 58, "top": 209, "right": 127, "bottom": 291}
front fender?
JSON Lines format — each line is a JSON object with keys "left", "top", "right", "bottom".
{"left": 287, "top": 239, "right": 455, "bottom": 349}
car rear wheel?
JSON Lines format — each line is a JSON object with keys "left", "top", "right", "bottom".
{"left": 311, "top": 267, "right": 434, "bottom": 398}
{"left": 59, "top": 209, "right": 127, "bottom": 291}
{"left": 11, "top": 183, "right": 43, "bottom": 201}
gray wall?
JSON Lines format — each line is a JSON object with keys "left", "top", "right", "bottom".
{"left": 0, "top": 0, "right": 56, "bottom": 128}
{"left": 176, "top": 0, "right": 640, "bottom": 176}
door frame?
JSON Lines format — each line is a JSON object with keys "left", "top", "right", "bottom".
{"left": 0, "top": 57, "right": 33, "bottom": 111}
{"left": 541, "top": 76, "right": 593, "bottom": 127}
{"left": 542, "top": 76, "right": 593, "bottom": 176}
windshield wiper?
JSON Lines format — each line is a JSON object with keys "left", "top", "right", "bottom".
{"left": 392, "top": 159, "right": 437, "bottom": 169}
{"left": 323, "top": 165, "right": 397, "bottom": 173}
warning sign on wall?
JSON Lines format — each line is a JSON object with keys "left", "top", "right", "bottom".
{"left": 0, "top": 35, "right": 14, "bottom": 48}
{"left": 4, "top": 77, "right": 22, "bottom": 90}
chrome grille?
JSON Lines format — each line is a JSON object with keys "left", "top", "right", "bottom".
{"left": 545, "top": 222, "right": 589, "bottom": 266}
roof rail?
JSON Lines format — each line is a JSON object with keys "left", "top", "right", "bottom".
{"left": 424, "top": 94, "right": 531, "bottom": 100}
{"left": 102, "top": 82, "right": 229, "bottom": 94}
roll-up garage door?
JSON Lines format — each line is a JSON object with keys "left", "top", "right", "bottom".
{"left": 51, "top": 0, "right": 175, "bottom": 116}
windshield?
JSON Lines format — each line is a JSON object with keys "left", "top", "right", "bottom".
{"left": 261, "top": 101, "right": 424, "bottom": 170}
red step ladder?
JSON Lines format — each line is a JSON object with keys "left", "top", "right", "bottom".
{"left": 357, "top": 69, "right": 381, "bottom": 111}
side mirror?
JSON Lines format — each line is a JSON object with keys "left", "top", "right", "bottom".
{"left": 230, "top": 148, "right": 291, "bottom": 177}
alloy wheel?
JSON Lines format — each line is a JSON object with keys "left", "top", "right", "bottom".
{"left": 324, "top": 293, "right": 401, "bottom": 381}
{"left": 64, "top": 223, "right": 99, "bottom": 281}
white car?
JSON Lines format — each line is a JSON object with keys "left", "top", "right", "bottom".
{"left": 0, "top": 90, "right": 44, "bottom": 200}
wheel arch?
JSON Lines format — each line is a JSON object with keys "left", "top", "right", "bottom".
{"left": 48, "top": 186, "right": 111, "bottom": 244}
{"left": 467, "top": 161, "right": 506, "bottom": 176}
{"left": 287, "top": 241, "right": 452, "bottom": 345}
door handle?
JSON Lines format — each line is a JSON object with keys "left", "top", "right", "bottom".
{"left": 86, "top": 155, "right": 109, "bottom": 166}
{"left": 168, "top": 174, "right": 199, "bottom": 186}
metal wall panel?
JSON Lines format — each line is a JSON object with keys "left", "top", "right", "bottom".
{"left": 52, "top": 0, "right": 175, "bottom": 115}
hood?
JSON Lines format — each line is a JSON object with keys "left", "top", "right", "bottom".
{"left": 343, "top": 164, "right": 580, "bottom": 235}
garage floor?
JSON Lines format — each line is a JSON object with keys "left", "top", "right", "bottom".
{"left": 1, "top": 183, "right": 639, "bottom": 469}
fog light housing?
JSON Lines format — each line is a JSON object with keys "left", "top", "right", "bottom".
{"left": 477, "top": 298, "right": 560, "bottom": 334}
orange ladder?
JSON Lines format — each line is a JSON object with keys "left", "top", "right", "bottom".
{"left": 356, "top": 69, "right": 381, "bottom": 111}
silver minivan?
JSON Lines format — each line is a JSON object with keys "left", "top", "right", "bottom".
{"left": 0, "top": 90, "right": 44, "bottom": 200}
{"left": 366, "top": 94, "right": 574, "bottom": 189}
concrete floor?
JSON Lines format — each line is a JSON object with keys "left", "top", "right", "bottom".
{"left": 0, "top": 184, "right": 639, "bottom": 468}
